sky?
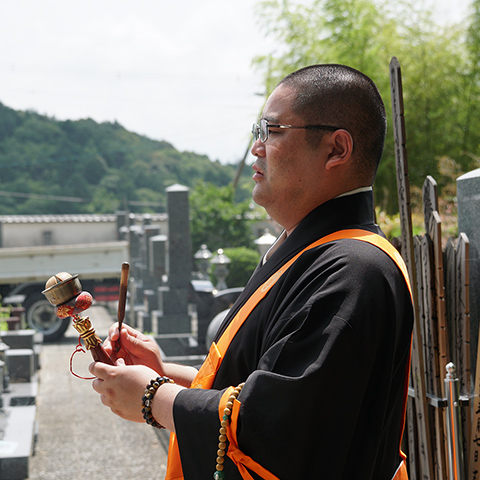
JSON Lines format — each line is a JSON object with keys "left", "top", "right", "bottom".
{"left": 0, "top": 0, "right": 473, "bottom": 166}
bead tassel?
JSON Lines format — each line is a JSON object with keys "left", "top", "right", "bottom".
{"left": 141, "top": 376, "right": 174, "bottom": 429}
{"left": 214, "top": 382, "right": 245, "bottom": 479}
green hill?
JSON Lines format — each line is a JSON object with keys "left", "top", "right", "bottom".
{"left": 0, "top": 102, "right": 240, "bottom": 215}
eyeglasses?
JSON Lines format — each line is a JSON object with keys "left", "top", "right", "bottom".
{"left": 252, "top": 118, "right": 340, "bottom": 143}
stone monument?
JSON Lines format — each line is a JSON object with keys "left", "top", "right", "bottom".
{"left": 457, "top": 168, "right": 480, "bottom": 377}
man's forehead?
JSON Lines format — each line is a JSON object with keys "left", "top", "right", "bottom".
{"left": 261, "top": 85, "right": 297, "bottom": 121}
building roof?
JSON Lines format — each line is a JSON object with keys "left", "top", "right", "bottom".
{"left": 0, "top": 213, "right": 167, "bottom": 224}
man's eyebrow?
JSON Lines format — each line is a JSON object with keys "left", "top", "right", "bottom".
{"left": 262, "top": 115, "right": 278, "bottom": 123}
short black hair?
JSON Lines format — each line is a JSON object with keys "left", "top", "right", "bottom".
{"left": 279, "top": 64, "right": 387, "bottom": 183}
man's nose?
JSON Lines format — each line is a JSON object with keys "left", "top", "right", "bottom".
{"left": 251, "top": 139, "right": 266, "bottom": 157}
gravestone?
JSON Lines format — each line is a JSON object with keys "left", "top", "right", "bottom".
{"left": 143, "top": 225, "right": 161, "bottom": 290}
{"left": 126, "top": 225, "right": 146, "bottom": 327}
{"left": 160, "top": 185, "right": 192, "bottom": 334}
{"left": 116, "top": 210, "right": 128, "bottom": 240}
{"left": 457, "top": 168, "right": 480, "bottom": 380}
{"left": 149, "top": 234, "right": 168, "bottom": 313}
{"left": 150, "top": 235, "right": 167, "bottom": 280}
{"left": 166, "top": 184, "right": 192, "bottom": 292}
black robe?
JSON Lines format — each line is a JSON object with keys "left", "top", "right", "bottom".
{"left": 173, "top": 191, "right": 413, "bottom": 479}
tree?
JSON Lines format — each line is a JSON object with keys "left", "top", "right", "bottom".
{"left": 463, "top": 0, "right": 480, "bottom": 161}
{"left": 0, "top": 104, "right": 240, "bottom": 215}
{"left": 223, "top": 247, "right": 261, "bottom": 288}
{"left": 254, "top": 0, "right": 480, "bottom": 213}
{"left": 189, "top": 182, "right": 263, "bottom": 253}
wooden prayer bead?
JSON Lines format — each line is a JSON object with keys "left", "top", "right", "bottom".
{"left": 213, "top": 382, "right": 245, "bottom": 479}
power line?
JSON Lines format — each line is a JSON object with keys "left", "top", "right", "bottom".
{"left": 0, "top": 190, "right": 85, "bottom": 202}
{"left": 0, "top": 190, "right": 164, "bottom": 207}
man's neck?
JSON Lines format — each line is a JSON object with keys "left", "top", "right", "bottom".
{"left": 284, "top": 186, "right": 373, "bottom": 236}
{"left": 263, "top": 187, "right": 373, "bottom": 264}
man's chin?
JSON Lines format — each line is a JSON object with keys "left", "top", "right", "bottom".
{"left": 251, "top": 185, "right": 265, "bottom": 207}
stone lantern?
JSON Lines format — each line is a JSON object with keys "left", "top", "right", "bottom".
{"left": 194, "top": 244, "right": 213, "bottom": 280}
{"left": 211, "top": 249, "right": 231, "bottom": 291}
{"left": 254, "top": 229, "right": 277, "bottom": 257}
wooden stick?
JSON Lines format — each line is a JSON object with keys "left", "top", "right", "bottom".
{"left": 390, "top": 56, "right": 434, "bottom": 479}
{"left": 115, "top": 262, "right": 130, "bottom": 352}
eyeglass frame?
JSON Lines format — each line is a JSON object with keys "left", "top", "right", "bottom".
{"left": 252, "top": 118, "right": 341, "bottom": 143}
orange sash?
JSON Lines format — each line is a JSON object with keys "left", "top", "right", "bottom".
{"left": 393, "top": 459, "right": 409, "bottom": 480}
{"left": 165, "top": 229, "right": 412, "bottom": 480}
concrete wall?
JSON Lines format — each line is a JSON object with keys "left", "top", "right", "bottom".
{"left": 0, "top": 213, "right": 168, "bottom": 248}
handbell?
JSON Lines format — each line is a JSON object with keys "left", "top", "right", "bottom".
{"left": 42, "top": 272, "right": 82, "bottom": 306}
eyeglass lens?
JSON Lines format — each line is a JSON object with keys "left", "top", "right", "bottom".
{"left": 252, "top": 119, "right": 268, "bottom": 142}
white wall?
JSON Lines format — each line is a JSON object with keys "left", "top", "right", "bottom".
{"left": 0, "top": 214, "right": 168, "bottom": 248}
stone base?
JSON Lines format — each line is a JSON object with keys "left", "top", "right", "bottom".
{"left": 4, "top": 374, "right": 38, "bottom": 407}
{"left": 0, "top": 405, "right": 37, "bottom": 480}
{"left": 0, "top": 330, "right": 41, "bottom": 350}
{"left": 153, "top": 311, "right": 192, "bottom": 335}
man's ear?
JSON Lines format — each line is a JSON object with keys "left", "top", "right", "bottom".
{"left": 325, "top": 129, "right": 354, "bottom": 171}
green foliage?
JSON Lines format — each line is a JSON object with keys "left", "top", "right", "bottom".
{"left": 190, "top": 182, "right": 264, "bottom": 253}
{"left": 223, "top": 247, "right": 261, "bottom": 288}
{"left": 254, "top": 0, "right": 480, "bottom": 213}
{"left": 0, "top": 104, "right": 237, "bottom": 215}
{"left": 376, "top": 207, "right": 424, "bottom": 240}
{"left": 0, "top": 302, "right": 11, "bottom": 331}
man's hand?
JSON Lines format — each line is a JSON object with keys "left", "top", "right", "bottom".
{"left": 89, "top": 359, "right": 182, "bottom": 432}
{"left": 90, "top": 359, "right": 154, "bottom": 422}
{"left": 103, "top": 323, "right": 165, "bottom": 374}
